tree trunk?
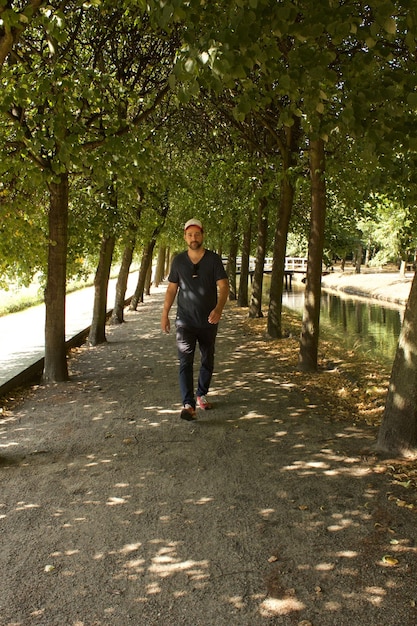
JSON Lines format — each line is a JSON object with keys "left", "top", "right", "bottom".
{"left": 267, "top": 123, "right": 298, "bottom": 338}
{"left": 165, "top": 247, "right": 171, "bottom": 277}
{"left": 249, "top": 195, "right": 268, "bottom": 318}
{"left": 267, "top": 175, "right": 295, "bottom": 338}
{"left": 154, "top": 246, "right": 167, "bottom": 286}
{"left": 145, "top": 259, "right": 152, "bottom": 295}
{"left": 111, "top": 200, "right": 142, "bottom": 324}
{"left": 110, "top": 242, "right": 136, "bottom": 325}
{"left": 129, "top": 197, "right": 169, "bottom": 309}
{"left": 44, "top": 173, "right": 69, "bottom": 383}
{"left": 130, "top": 239, "right": 156, "bottom": 310}
{"left": 355, "top": 244, "right": 362, "bottom": 274}
{"left": 237, "top": 215, "right": 252, "bottom": 308}
{"left": 376, "top": 271, "right": 417, "bottom": 457}
{"left": 227, "top": 214, "right": 239, "bottom": 301}
{"left": 364, "top": 245, "right": 371, "bottom": 267}
{"left": 298, "top": 137, "right": 326, "bottom": 372}
{"left": 88, "top": 234, "right": 116, "bottom": 346}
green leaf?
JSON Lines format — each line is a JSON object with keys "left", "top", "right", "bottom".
{"left": 384, "top": 17, "right": 397, "bottom": 35}
{"left": 407, "top": 93, "right": 417, "bottom": 107}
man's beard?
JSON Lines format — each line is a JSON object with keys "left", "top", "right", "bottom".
{"left": 188, "top": 241, "right": 202, "bottom": 249}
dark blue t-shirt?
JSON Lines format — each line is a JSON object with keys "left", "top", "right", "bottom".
{"left": 168, "top": 249, "right": 228, "bottom": 328}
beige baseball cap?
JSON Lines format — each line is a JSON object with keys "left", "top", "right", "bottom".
{"left": 184, "top": 218, "right": 203, "bottom": 231}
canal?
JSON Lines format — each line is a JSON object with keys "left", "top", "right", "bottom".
{"left": 280, "top": 284, "right": 403, "bottom": 368}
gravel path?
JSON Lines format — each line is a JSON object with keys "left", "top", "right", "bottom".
{"left": 1, "top": 284, "right": 416, "bottom": 626}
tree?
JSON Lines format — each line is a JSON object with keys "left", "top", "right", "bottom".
{"left": 298, "top": 136, "right": 327, "bottom": 372}
{"left": 44, "top": 173, "right": 69, "bottom": 381}
{"left": 267, "top": 117, "right": 302, "bottom": 338}
{"left": 249, "top": 191, "right": 268, "bottom": 319}
{"left": 153, "top": 245, "right": 167, "bottom": 287}
{"left": 377, "top": 271, "right": 417, "bottom": 457}
{"left": 88, "top": 183, "right": 118, "bottom": 346}
{"left": 0, "top": 0, "right": 44, "bottom": 68}
{"left": 130, "top": 198, "right": 169, "bottom": 310}
{"left": 0, "top": 2, "right": 177, "bottom": 380}
{"left": 225, "top": 210, "right": 239, "bottom": 301}
{"left": 110, "top": 197, "right": 143, "bottom": 325}
{"left": 88, "top": 233, "right": 115, "bottom": 346}
{"left": 237, "top": 210, "right": 253, "bottom": 308}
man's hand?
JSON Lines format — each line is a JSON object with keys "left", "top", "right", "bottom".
{"left": 161, "top": 314, "right": 171, "bottom": 333}
{"left": 208, "top": 277, "right": 228, "bottom": 324}
{"left": 208, "top": 307, "right": 222, "bottom": 325}
{"left": 161, "top": 282, "right": 178, "bottom": 333}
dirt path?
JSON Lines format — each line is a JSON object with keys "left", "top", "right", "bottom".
{"left": 1, "top": 288, "right": 416, "bottom": 626}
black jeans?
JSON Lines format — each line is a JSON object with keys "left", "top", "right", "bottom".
{"left": 175, "top": 323, "right": 218, "bottom": 408}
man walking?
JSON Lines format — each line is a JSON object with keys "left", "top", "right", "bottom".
{"left": 161, "top": 219, "right": 229, "bottom": 420}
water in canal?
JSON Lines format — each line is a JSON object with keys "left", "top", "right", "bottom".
{"left": 261, "top": 279, "right": 404, "bottom": 368}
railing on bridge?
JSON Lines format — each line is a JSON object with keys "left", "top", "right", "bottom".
{"left": 225, "top": 256, "right": 308, "bottom": 274}
{"left": 284, "top": 257, "right": 308, "bottom": 272}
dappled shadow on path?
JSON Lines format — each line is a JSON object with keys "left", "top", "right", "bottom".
{"left": 1, "top": 296, "right": 416, "bottom": 625}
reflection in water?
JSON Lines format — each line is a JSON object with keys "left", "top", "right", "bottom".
{"left": 319, "top": 292, "right": 403, "bottom": 365}
{"left": 276, "top": 283, "right": 403, "bottom": 367}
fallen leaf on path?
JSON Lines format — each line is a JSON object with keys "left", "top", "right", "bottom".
{"left": 382, "top": 555, "right": 399, "bottom": 566}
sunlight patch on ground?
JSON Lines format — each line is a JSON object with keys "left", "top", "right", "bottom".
{"left": 268, "top": 430, "right": 289, "bottom": 443}
{"left": 124, "top": 557, "right": 146, "bottom": 572}
{"left": 50, "top": 549, "right": 80, "bottom": 557}
{"left": 184, "top": 496, "right": 214, "bottom": 506}
{"left": 143, "top": 406, "right": 179, "bottom": 422}
{"left": 0, "top": 440, "right": 19, "bottom": 449}
{"left": 314, "top": 562, "right": 335, "bottom": 571}
{"left": 149, "top": 556, "right": 209, "bottom": 579}
{"left": 335, "top": 550, "right": 359, "bottom": 558}
{"left": 323, "top": 600, "right": 342, "bottom": 611}
{"left": 282, "top": 460, "right": 330, "bottom": 474}
{"left": 281, "top": 455, "right": 373, "bottom": 479}
{"left": 324, "top": 467, "right": 371, "bottom": 477}
{"left": 15, "top": 501, "right": 40, "bottom": 510}
{"left": 227, "top": 592, "right": 266, "bottom": 611}
{"left": 327, "top": 517, "right": 360, "bottom": 532}
{"left": 259, "top": 596, "right": 305, "bottom": 616}
{"left": 238, "top": 410, "right": 270, "bottom": 420}
{"left": 365, "top": 586, "right": 387, "bottom": 604}
{"left": 112, "top": 540, "right": 213, "bottom": 589}
{"left": 119, "top": 542, "right": 142, "bottom": 554}
{"left": 90, "top": 414, "right": 106, "bottom": 420}
{"left": 84, "top": 457, "right": 113, "bottom": 467}
{"left": 227, "top": 595, "right": 246, "bottom": 610}
{"left": 106, "top": 496, "right": 129, "bottom": 506}
{"left": 146, "top": 581, "right": 161, "bottom": 594}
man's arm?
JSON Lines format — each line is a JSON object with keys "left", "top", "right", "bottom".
{"left": 161, "top": 281, "right": 178, "bottom": 333}
{"left": 208, "top": 278, "right": 229, "bottom": 324}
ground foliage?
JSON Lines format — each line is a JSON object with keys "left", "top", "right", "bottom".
{"left": 239, "top": 305, "right": 417, "bottom": 515}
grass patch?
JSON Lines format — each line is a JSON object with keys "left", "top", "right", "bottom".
{"left": 0, "top": 277, "right": 94, "bottom": 317}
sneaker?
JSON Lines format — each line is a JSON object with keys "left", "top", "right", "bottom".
{"left": 180, "top": 404, "right": 196, "bottom": 421}
{"left": 197, "top": 395, "right": 213, "bottom": 410}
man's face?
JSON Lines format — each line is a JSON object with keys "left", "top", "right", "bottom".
{"left": 184, "top": 227, "right": 203, "bottom": 250}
